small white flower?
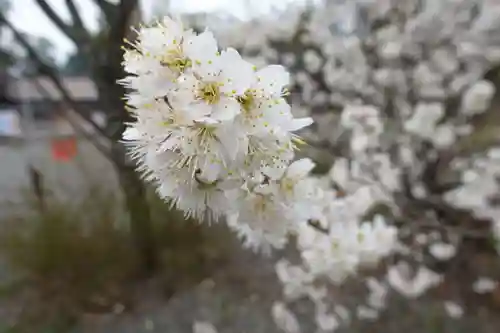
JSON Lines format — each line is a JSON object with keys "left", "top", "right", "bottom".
{"left": 432, "top": 124, "right": 456, "bottom": 148}
{"left": 415, "top": 233, "right": 429, "bottom": 245}
{"left": 329, "top": 158, "right": 352, "bottom": 190}
{"left": 472, "top": 277, "right": 498, "bottom": 294}
{"left": 404, "top": 103, "right": 444, "bottom": 139}
{"left": 193, "top": 321, "right": 218, "bottom": 333}
{"left": 356, "top": 305, "right": 379, "bottom": 320}
{"left": 177, "top": 49, "right": 254, "bottom": 122}
{"left": 366, "top": 277, "right": 388, "bottom": 310}
{"left": 226, "top": 190, "right": 292, "bottom": 251}
{"left": 387, "top": 264, "right": 442, "bottom": 298}
{"left": 268, "top": 158, "right": 317, "bottom": 208}
{"left": 444, "top": 301, "right": 463, "bottom": 319}
{"left": 461, "top": 80, "right": 495, "bottom": 116}
{"left": 275, "top": 260, "right": 313, "bottom": 301}
{"left": 303, "top": 49, "right": 323, "bottom": 73}
{"left": 334, "top": 305, "right": 350, "bottom": 323}
{"left": 315, "top": 310, "right": 339, "bottom": 332}
{"left": 272, "top": 302, "right": 301, "bottom": 333}
{"left": 429, "top": 242, "right": 456, "bottom": 261}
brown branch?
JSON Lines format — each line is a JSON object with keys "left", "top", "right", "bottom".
{"left": 0, "top": 13, "right": 120, "bottom": 165}
{"left": 34, "top": 0, "right": 89, "bottom": 44}
{"left": 3, "top": 18, "right": 105, "bottom": 136}
{"left": 64, "top": 0, "right": 86, "bottom": 32}
{"left": 92, "top": 0, "right": 116, "bottom": 21}
{"left": 401, "top": 219, "right": 491, "bottom": 240}
{"left": 115, "top": 0, "right": 139, "bottom": 42}
{"left": 307, "top": 219, "right": 329, "bottom": 234}
{"left": 33, "top": 0, "right": 73, "bottom": 42}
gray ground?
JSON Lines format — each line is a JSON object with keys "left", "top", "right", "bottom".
{"left": 2, "top": 133, "right": 500, "bottom": 333}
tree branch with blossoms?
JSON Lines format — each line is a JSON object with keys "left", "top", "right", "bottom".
{"left": 121, "top": 0, "right": 500, "bottom": 331}
{"left": 171, "top": 0, "right": 500, "bottom": 330}
{"left": 120, "top": 15, "right": 397, "bottom": 280}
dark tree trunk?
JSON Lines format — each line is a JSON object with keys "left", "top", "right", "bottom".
{"left": 113, "top": 146, "right": 157, "bottom": 275}
{"left": 93, "top": 38, "right": 159, "bottom": 275}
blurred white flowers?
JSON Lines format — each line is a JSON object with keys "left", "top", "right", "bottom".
{"left": 404, "top": 103, "right": 444, "bottom": 139}
{"left": 121, "top": 16, "right": 398, "bottom": 293}
{"left": 272, "top": 302, "right": 301, "bottom": 333}
{"left": 444, "top": 301, "right": 464, "bottom": 319}
{"left": 429, "top": 242, "right": 456, "bottom": 261}
{"left": 192, "top": 321, "right": 218, "bottom": 333}
{"left": 120, "top": 0, "right": 500, "bottom": 329}
{"left": 472, "top": 277, "right": 498, "bottom": 294}
{"left": 461, "top": 80, "right": 495, "bottom": 116}
{"left": 387, "top": 263, "right": 443, "bottom": 298}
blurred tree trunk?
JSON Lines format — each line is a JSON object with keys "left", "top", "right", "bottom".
{"left": 113, "top": 147, "right": 157, "bottom": 275}
{"left": 1, "top": 1, "right": 158, "bottom": 274}
{"left": 91, "top": 2, "right": 159, "bottom": 275}
{"left": 94, "top": 4, "right": 159, "bottom": 273}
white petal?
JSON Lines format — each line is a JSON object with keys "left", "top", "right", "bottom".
{"left": 287, "top": 117, "right": 314, "bottom": 131}
{"left": 158, "top": 176, "right": 179, "bottom": 199}
{"left": 198, "top": 162, "right": 222, "bottom": 183}
{"left": 262, "top": 164, "right": 287, "bottom": 180}
{"left": 123, "top": 127, "right": 140, "bottom": 140}
{"left": 161, "top": 16, "right": 185, "bottom": 38}
{"left": 184, "top": 30, "right": 218, "bottom": 63}
{"left": 253, "top": 184, "right": 275, "bottom": 195}
{"left": 218, "top": 48, "right": 254, "bottom": 95}
{"left": 255, "top": 65, "right": 290, "bottom": 96}
{"left": 193, "top": 321, "right": 218, "bottom": 333}
{"left": 211, "top": 97, "right": 240, "bottom": 121}
{"left": 286, "top": 158, "right": 315, "bottom": 179}
{"left": 193, "top": 117, "right": 220, "bottom": 126}
{"left": 139, "top": 27, "right": 168, "bottom": 54}
{"left": 272, "top": 302, "right": 301, "bottom": 333}
{"left": 216, "top": 125, "right": 243, "bottom": 160}
{"left": 218, "top": 179, "right": 243, "bottom": 190}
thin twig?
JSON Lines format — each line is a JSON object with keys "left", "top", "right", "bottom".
{"left": 307, "top": 219, "right": 329, "bottom": 234}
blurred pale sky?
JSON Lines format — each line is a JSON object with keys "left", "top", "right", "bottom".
{"left": 8, "top": 0, "right": 310, "bottom": 63}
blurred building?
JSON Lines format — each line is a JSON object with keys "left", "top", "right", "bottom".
{"left": 1, "top": 74, "right": 106, "bottom": 135}
{"left": 0, "top": 72, "right": 20, "bottom": 138}
{"left": 0, "top": 73, "right": 117, "bottom": 217}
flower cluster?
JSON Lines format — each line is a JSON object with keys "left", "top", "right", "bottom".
{"left": 120, "top": 17, "right": 313, "bottom": 225}
{"left": 120, "top": 16, "right": 398, "bottom": 290}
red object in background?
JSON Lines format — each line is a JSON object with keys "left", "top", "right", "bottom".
{"left": 51, "top": 137, "right": 77, "bottom": 162}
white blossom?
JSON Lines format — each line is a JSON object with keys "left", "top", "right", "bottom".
{"left": 429, "top": 242, "right": 457, "bottom": 261}
{"left": 387, "top": 263, "right": 443, "bottom": 298}
{"left": 315, "top": 310, "right": 339, "bottom": 332}
{"left": 404, "top": 103, "right": 444, "bottom": 139}
{"left": 193, "top": 321, "right": 218, "bottom": 333}
{"left": 461, "top": 80, "right": 495, "bottom": 115}
{"left": 356, "top": 305, "right": 379, "bottom": 320}
{"left": 272, "top": 302, "right": 301, "bottom": 333}
{"left": 366, "top": 277, "right": 388, "bottom": 310}
{"left": 119, "top": 3, "right": 500, "bottom": 330}
{"left": 444, "top": 301, "right": 464, "bottom": 319}
{"left": 472, "top": 277, "right": 498, "bottom": 294}
{"left": 303, "top": 49, "right": 323, "bottom": 74}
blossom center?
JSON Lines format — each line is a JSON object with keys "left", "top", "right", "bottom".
{"left": 237, "top": 91, "right": 255, "bottom": 113}
{"left": 281, "top": 178, "right": 295, "bottom": 193}
{"left": 199, "top": 82, "right": 221, "bottom": 105}
{"left": 160, "top": 47, "right": 191, "bottom": 72}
